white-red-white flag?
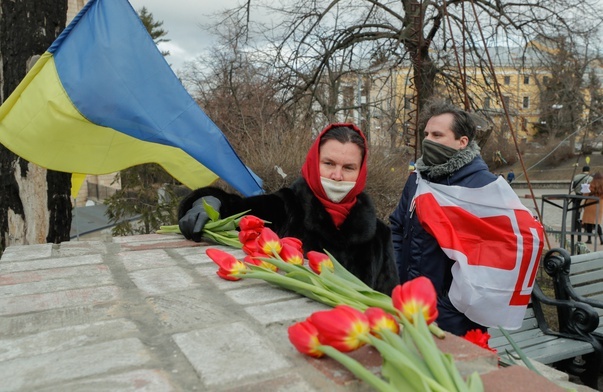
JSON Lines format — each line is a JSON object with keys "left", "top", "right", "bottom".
{"left": 412, "top": 174, "right": 544, "bottom": 329}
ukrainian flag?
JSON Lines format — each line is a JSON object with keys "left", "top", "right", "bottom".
{"left": 0, "top": 0, "right": 263, "bottom": 196}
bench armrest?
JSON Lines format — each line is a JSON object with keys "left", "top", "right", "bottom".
{"left": 532, "top": 282, "right": 600, "bottom": 336}
{"left": 543, "top": 248, "right": 603, "bottom": 309}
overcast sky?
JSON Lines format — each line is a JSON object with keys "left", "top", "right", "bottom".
{"left": 128, "top": 0, "right": 242, "bottom": 72}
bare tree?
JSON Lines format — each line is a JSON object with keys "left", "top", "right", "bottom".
{"left": 225, "top": 0, "right": 603, "bottom": 154}
{"left": 0, "top": 0, "right": 71, "bottom": 254}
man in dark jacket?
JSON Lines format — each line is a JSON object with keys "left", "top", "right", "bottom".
{"left": 390, "top": 101, "right": 507, "bottom": 336}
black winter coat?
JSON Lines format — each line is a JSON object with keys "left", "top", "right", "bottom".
{"left": 179, "top": 178, "right": 399, "bottom": 295}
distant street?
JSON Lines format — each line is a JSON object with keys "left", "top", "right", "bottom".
{"left": 514, "top": 186, "right": 602, "bottom": 251}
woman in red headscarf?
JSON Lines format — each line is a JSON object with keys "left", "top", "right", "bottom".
{"left": 178, "top": 123, "right": 399, "bottom": 294}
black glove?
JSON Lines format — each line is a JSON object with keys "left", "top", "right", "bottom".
{"left": 178, "top": 196, "right": 221, "bottom": 242}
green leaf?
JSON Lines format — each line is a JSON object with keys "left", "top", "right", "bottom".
{"left": 201, "top": 230, "right": 242, "bottom": 248}
{"left": 204, "top": 209, "right": 251, "bottom": 230}
{"left": 319, "top": 346, "right": 398, "bottom": 392}
{"left": 253, "top": 256, "right": 310, "bottom": 275}
{"left": 369, "top": 335, "right": 448, "bottom": 392}
{"left": 243, "top": 268, "right": 347, "bottom": 307}
{"left": 202, "top": 199, "right": 221, "bottom": 221}
{"left": 381, "top": 360, "right": 424, "bottom": 391}
{"left": 399, "top": 314, "right": 456, "bottom": 391}
{"left": 466, "top": 371, "right": 485, "bottom": 392}
{"left": 156, "top": 225, "right": 181, "bottom": 234}
{"left": 324, "top": 250, "right": 373, "bottom": 289}
{"left": 442, "top": 353, "right": 470, "bottom": 392}
{"left": 379, "top": 329, "right": 427, "bottom": 371}
{"left": 497, "top": 326, "right": 543, "bottom": 376}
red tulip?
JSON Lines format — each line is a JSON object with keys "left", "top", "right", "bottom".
{"left": 239, "top": 215, "right": 265, "bottom": 231}
{"left": 256, "top": 227, "right": 282, "bottom": 255}
{"left": 281, "top": 237, "right": 303, "bottom": 252}
{"left": 308, "top": 305, "right": 370, "bottom": 352}
{"left": 288, "top": 320, "right": 324, "bottom": 358}
{"left": 242, "top": 240, "right": 258, "bottom": 255}
{"left": 239, "top": 229, "right": 260, "bottom": 245}
{"left": 307, "top": 251, "right": 334, "bottom": 274}
{"left": 205, "top": 248, "right": 248, "bottom": 281}
{"left": 364, "top": 307, "right": 400, "bottom": 338}
{"left": 279, "top": 243, "right": 304, "bottom": 266}
{"left": 464, "top": 329, "right": 496, "bottom": 353}
{"left": 392, "top": 277, "right": 438, "bottom": 325}
{"left": 243, "top": 254, "right": 262, "bottom": 266}
{"left": 244, "top": 253, "right": 278, "bottom": 272}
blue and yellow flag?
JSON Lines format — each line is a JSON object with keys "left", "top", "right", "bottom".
{"left": 0, "top": 0, "right": 263, "bottom": 196}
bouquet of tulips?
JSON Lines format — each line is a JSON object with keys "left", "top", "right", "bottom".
{"left": 156, "top": 200, "right": 254, "bottom": 248}
{"left": 204, "top": 215, "right": 486, "bottom": 392}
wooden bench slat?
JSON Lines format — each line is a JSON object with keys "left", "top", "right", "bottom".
{"left": 573, "top": 282, "right": 603, "bottom": 297}
{"left": 570, "top": 259, "right": 603, "bottom": 274}
{"left": 568, "top": 252, "right": 603, "bottom": 263}
{"left": 571, "top": 271, "right": 603, "bottom": 285}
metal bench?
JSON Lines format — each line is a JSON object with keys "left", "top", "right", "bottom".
{"left": 543, "top": 248, "right": 603, "bottom": 336}
{"left": 488, "top": 283, "right": 602, "bottom": 388}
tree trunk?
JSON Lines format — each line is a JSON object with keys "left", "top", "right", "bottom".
{"left": 0, "top": 0, "right": 71, "bottom": 254}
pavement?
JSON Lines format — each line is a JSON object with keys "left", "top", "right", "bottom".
{"left": 514, "top": 187, "right": 603, "bottom": 253}
{"left": 0, "top": 238, "right": 355, "bottom": 392}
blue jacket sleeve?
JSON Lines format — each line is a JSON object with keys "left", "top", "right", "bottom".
{"left": 389, "top": 173, "right": 416, "bottom": 282}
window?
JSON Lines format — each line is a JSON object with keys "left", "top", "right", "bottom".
{"left": 523, "top": 76, "right": 530, "bottom": 85}
{"left": 484, "top": 97, "right": 491, "bottom": 109}
{"left": 504, "top": 76, "right": 511, "bottom": 85}
{"left": 404, "top": 96, "right": 412, "bottom": 110}
{"left": 503, "top": 96, "right": 510, "bottom": 107}
{"left": 522, "top": 96, "right": 530, "bottom": 109}
{"left": 543, "top": 76, "right": 549, "bottom": 85}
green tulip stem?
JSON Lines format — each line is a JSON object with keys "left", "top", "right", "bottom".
{"left": 243, "top": 269, "right": 353, "bottom": 306}
{"left": 398, "top": 315, "right": 457, "bottom": 391}
{"left": 363, "top": 335, "right": 451, "bottom": 392}
{"left": 318, "top": 345, "right": 397, "bottom": 392}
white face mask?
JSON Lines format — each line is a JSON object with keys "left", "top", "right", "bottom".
{"left": 320, "top": 177, "right": 356, "bottom": 203}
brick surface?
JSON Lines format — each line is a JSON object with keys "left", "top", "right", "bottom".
{"left": 0, "top": 338, "right": 152, "bottom": 391}
{"left": 37, "top": 369, "right": 176, "bottom": 392}
{"left": 0, "top": 303, "right": 123, "bottom": 338}
{"left": 225, "top": 284, "right": 299, "bottom": 305}
{"left": 0, "top": 235, "right": 593, "bottom": 391}
{"left": 0, "top": 264, "right": 113, "bottom": 297}
{"left": 118, "top": 249, "right": 177, "bottom": 271}
{"left": 434, "top": 332, "right": 499, "bottom": 376}
{"left": 0, "top": 253, "right": 103, "bottom": 273}
{"left": 0, "top": 319, "right": 139, "bottom": 362}
{"left": 172, "top": 322, "right": 291, "bottom": 387}
{"left": 0, "top": 243, "right": 53, "bottom": 261}
{"left": 0, "top": 263, "right": 110, "bottom": 286}
{"left": 128, "top": 266, "right": 199, "bottom": 296}
{"left": 145, "top": 289, "right": 236, "bottom": 332}
{"left": 221, "top": 374, "right": 318, "bottom": 392}
{"left": 0, "top": 285, "right": 120, "bottom": 316}
{"left": 52, "top": 240, "right": 109, "bottom": 257}
{"left": 481, "top": 365, "right": 567, "bottom": 391}
{"left": 245, "top": 297, "right": 330, "bottom": 326}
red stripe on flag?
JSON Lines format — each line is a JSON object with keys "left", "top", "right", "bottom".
{"left": 416, "top": 192, "right": 517, "bottom": 270}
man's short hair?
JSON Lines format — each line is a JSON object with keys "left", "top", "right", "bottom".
{"left": 583, "top": 165, "right": 590, "bottom": 172}
{"left": 418, "top": 100, "right": 478, "bottom": 141}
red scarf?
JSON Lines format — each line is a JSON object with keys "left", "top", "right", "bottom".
{"left": 301, "top": 123, "right": 368, "bottom": 227}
